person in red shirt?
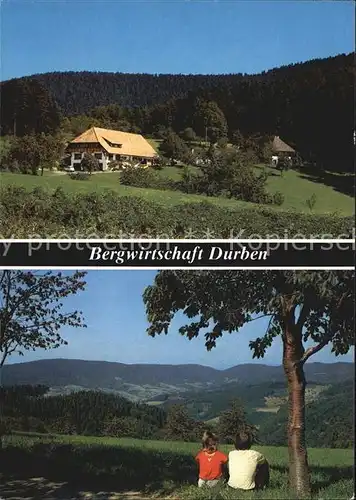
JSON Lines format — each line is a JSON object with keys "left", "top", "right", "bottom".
{"left": 195, "top": 431, "right": 228, "bottom": 488}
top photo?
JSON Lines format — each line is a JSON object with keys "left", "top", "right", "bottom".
{"left": 0, "top": 0, "right": 354, "bottom": 240}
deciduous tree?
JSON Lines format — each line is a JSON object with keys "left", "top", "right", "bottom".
{"left": 80, "top": 153, "right": 101, "bottom": 173}
{"left": 143, "top": 270, "right": 354, "bottom": 498}
{"left": 0, "top": 270, "right": 87, "bottom": 383}
{"left": 160, "top": 130, "right": 191, "bottom": 165}
{"left": 193, "top": 99, "right": 228, "bottom": 144}
{"left": 180, "top": 127, "right": 197, "bottom": 145}
{"left": 165, "top": 404, "right": 194, "bottom": 441}
{"left": 8, "top": 134, "right": 64, "bottom": 175}
{"left": 219, "top": 399, "right": 257, "bottom": 444}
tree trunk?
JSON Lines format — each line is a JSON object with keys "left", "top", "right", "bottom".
{"left": 283, "top": 319, "right": 311, "bottom": 498}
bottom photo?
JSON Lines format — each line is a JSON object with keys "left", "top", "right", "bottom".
{"left": 0, "top": 270, "right": 354, "bottom": 500}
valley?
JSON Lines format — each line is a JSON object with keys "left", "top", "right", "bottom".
{"left": 3, "top": 358, "right": 353, "bottom": 423}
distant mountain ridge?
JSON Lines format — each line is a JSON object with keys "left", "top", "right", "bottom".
{"left": 3, "top": 359, "right": 353, "bottom": 392}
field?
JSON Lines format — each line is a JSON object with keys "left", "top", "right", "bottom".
{"left": 1, "top": 432, "right": 353, "bottom": 499}
{"left": 0, "top": 165, "right": 354, "bottom": 215}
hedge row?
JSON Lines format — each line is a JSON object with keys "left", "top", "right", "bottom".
{"left": 0, "top": 185, "right": 354, "bottom": 238}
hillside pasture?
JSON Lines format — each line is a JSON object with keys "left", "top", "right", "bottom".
{"left": 0, "top": 165, "right": 354, "bottom": 215}
{"left": 1, "top": 433, "right": 353, "bottom": 499}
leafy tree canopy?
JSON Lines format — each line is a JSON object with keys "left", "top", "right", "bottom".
{"left": 218, "top": 399, "right": 258, "bottom": 444}
{"left": 0, "top": 271, "right": 87, "bottom": 371}
{"left": 144, "top": 271, "right": 354, "bottom": 361}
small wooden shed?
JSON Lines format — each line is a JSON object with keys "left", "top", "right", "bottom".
{"left": 271, "top": 136, "right": 296, "bottom": 166}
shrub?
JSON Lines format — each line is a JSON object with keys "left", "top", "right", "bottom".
{"left": 179, "top": 166, "right": 201, "bottom": 194}
{"left": 80, "top": 153, "right": 101, "bottom": 173}
{"left": 194, "top": 150, "right": 271, "bottom": 204}
{"left": 243, "top": 148, "right": 259, "bottom": 165}
{"left": 108, "top": 160, "right": 122, "bottom": 171}
{"left": 180, "top": 127, "right": 197, "bottom": 143}
{"left": 1, "top": 158, "right": 22, "bottom": 173}
{"left": 0, "top": 185, "right": 353, "bottom": 238}
{"left": 152, "top": 157, "right": 166, "bottom": 170}
{"left": 306, "top": 193, "right": 317, "bottom": 211}
{"left": 273, "top": 191, "right": 285, "bottom": 206}
{"left": 277, "top": 156, "right": 292, "bottom": 176}
{"left": 120, "top": 167, "right": 174, "bottom": 191}
{"left": 229, "top": 165, "right": 270, "bottom": 203}
{"left": 2, "top": 416, "right": 48, "bottom": 434}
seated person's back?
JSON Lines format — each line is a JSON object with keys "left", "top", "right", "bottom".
{"left": 228, "top": 431, "right": 269, "bottom": 491}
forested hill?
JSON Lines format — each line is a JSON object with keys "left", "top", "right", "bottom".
{"left": 2, "top": 380, "right": 353, "bottom": 448}
{"left": 3, "top": 53, "right": 352, "bottom": 169}
{"left": 3, "top": 359, "right": 354, "bottom": 389}
{"left": 259, "top": 380, "right": 354, "bottom": 448}
{"left": 5, "top": 53, "right": 352, "bottom": 115}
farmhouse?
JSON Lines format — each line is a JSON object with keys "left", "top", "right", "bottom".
{"left": 66, "top": 127, "right": 158, "bottom": 170}
{"left": 271, "top": 136, "right": 296, "bottom": 166}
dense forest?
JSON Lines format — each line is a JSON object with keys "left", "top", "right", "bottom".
{"left": 1, "top": 381, "right": 353, "bottom": 448}
{"left": 5, "top": 54, "right": 350, "bottom": 114}
{"left": 2, "top": 385, "right": 167, "bottom": 439}
{"left": 1, "top": 53, "right": 353, "bottom": 171}
{"left": 258, "top": 380, "right": 354, "bottom": 449}
{"left": 168, "top": 381, "right": 288, "bottom": 422}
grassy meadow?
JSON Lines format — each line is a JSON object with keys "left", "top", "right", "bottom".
{"left": 1, "top": 432, "right": 353, "bottom": 499}
{"left": 0, "top": 165, "right": 354, "bottom": 215}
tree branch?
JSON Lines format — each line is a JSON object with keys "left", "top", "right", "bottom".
{"left": 299, "top": 338, "right": 330, "bottom": 365}
{"left": 0, "top": 344, "right": 9, "bottom": 367}
{"left": 248, "top": 314, "right": 274, "bottom": 323}
{"left": 298, "top": 289, "right": 351, "bottom": 365}
{"left": 265, "top": 314, "right": 274, "bottom": 336}
{"left": 296, "top": 303, "right": 310, "bottom": 331}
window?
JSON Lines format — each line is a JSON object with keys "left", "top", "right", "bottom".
{"left": 103, "top": 137, "right": 122, "bottom": 148}
{"left": 74, "top": 153, "right": 82, "bottom": 160}
{"left": 108, "top": 154, "right": 114, "bottom": 160}
{"left": 94, "top": 153, "right": 102, "bottom": 159}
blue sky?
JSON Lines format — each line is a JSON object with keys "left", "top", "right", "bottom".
{"left": 7, "top": 271, "right": 354, "bottom": 369}
{"left": 1, "top": 1, "right": 353, "bottom": 81}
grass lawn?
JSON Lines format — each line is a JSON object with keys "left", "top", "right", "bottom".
{"left": 0, "top": 166, "right": 354, "bottom": 215}
{"left": 3, "top": 433, "right": 354, "bottom": 499}
{"left": 0, "top": 170, "right": 251, "bottom": 210}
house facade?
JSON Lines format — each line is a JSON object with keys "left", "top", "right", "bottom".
{"left": 65, "top": 127, "right": 157, "bottom": 171}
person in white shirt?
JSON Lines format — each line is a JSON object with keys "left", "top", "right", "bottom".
{"left": 228, "top": 431, "right": 270, "bottom": 491}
